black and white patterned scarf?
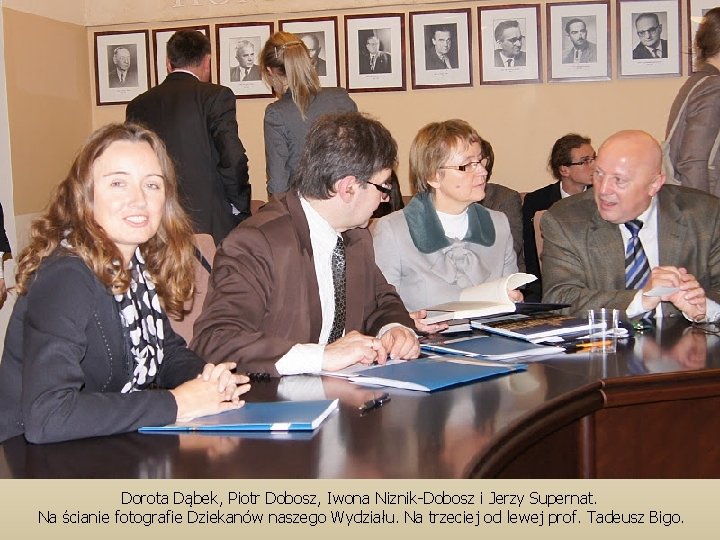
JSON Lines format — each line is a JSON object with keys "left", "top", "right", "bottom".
{"left": 115, "top": 248, "right": 165, "bottom": 393}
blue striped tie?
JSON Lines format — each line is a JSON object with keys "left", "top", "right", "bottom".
{"left": 624, "top": 219, "right": 651, "bottom": 289}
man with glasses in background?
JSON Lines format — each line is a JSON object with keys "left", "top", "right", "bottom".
{"left": 541, "top": 130, "right": 718, "bottom": 321}
{"left": 494, "top": 20, "right": 527, "bottom": 67}
{"left": 522, "top": 134, "right": 596, "bottom": 300}
{"left": 192, "top": 112, "right": 419, "bottom": 376}
{"left": 633, "top": 12, "right": 668, "bottom": 59}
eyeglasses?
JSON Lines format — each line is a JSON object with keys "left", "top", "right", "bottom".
{"left": 439, "top": 160, "right": 487, "bottom": 173}
{"left": 367, "top": 180, "right": 392, "bottom": 199}
{"left": 637, "top": 26, "right": 659, "bottom": 37}
{"left": 566, "top": 155, "right": 596, "bottom": 167}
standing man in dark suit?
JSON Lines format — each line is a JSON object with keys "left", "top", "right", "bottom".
{"left": 126, "top": 30, "right": 250, "bottom": 244}
{"left": 359, "top": 35, "right": 392, "bottom": 74}
{"left": 191, "top": 112, "right": 419, "bottom": 375}
{"left": 542, "top": 130, "right": 718, "bottom": 321}
{"left": 494, "top": 20, "right": 526, "bottom": 67}
{"left": 632, "top": 12, "right": 668, "bottom": 59}
{"left": 522, "top": 134, "right": 595, "bottom": 300}
{"left": 229, "top": 40, "right": 261, "bottom": 82}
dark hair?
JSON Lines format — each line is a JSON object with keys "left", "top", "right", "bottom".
{"left": 494, "top": 20, "right": 520, "bottom": 42}
{"left": 480, "top": 138, "right": 495, "bottom": 181}
{"left": 290, "top": 112, "right": 397, "bottom": 199}
{"left": 696, "top": 7, "right": 720, "bottom": 62}
{"left": 564, "top": 18, "right": 586, "bottom": 35}
{"left": 166, "top": 30, "right": 211, "bottom": 70}
{"left": 372, "top": 170, "right": 405, "bottom": 219}
{"left": 432, "top": 26, "right": 452, "bottom": 38}
{"left": 549, "top": 133, "right": 591, "bottom": 180}
{"left": 635, "top": 12, "right": 660, "bottom": 29}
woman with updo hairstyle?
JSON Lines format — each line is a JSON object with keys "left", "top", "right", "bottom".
{"left": 260, "top": 31, "right": 357, "bottom": 197}
{"left": 0, "top": 122, "right": 250, "bottom": 444}
{"left": 665, "top": 7, "right": 720, "bottom": 196}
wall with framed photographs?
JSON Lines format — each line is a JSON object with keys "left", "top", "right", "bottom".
{"left": 0, "top": 0, "right": 701, "bottom": 251}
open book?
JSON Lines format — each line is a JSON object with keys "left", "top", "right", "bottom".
{"left": 424, "top": 273, "right": 537, "bottom": 324}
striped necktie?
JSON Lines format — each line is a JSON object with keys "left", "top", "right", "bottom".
{"left": 624, "top": 219, "right": 651, "bottom": 289}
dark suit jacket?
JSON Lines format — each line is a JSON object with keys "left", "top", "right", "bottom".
{"left": 126, "top": 71, "right": 250, "bottom": 244}
{"left": 494, "top": 50, "right": 526, "bottom": 67}
{"left": 191, "top": 191, "right": 414, "bottom": 374}
{"left": 359, "top": 52, "right": 392, "bottom": 74}
{"left": 230, "top": 64, "right": 261, "bottom": 82}
{"left": 633, "top": 39, "right": 668, "bottom": 59}
{"left": 313, "top": 57, "right": 327, "bottom": 77}
{"left": 522, "top": 182, "right": 562, "bottom": 300}
{"left": 425, "top": 49, "right": 456, "bottom": 70}
{"left": 482, "top": 183, "right": 524, "bottom": 272}
{"left": 0, "top": 253, "right": 204, "bottom": 444}
{"left": 0, "top": 202, "right": 10, "bottom": 253}
{"left": 109, "top": 68, "right": 138, "bottom": 88}
{"left": 541, "top": 186, "right": 720, "bottom": 316}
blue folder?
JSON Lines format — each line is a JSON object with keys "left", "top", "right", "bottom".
{"left": 349, "top": 358, "right": 526, "bottom": 392}
{"left": 138, "top": 399, "right": 338, "bottom": 433}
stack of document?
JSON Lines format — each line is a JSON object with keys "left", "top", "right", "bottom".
{"left": 471, "top": 314, "right": 606, "bottom": 343}
{"left": 326, "top": 358, "right": 526, "bottom": 392}
{"left": 421, "top": 334, "right": 565, "bottom": 360}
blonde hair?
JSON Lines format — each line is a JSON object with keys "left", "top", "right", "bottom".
{"left": 409, "top": 119, "right": 482, "bottom": 194}
{"left": 259, "top": 31, "right": 321, "bottom": 119}
{"left": 16, "top": 122, "right": 196, "bottom": 319}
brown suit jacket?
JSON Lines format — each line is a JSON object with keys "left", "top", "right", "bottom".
{"left": 190, "top": 191, "right": 413, "bottom": 374}
{"left": 541, "top": 185, "right": 720, "bottom": 316}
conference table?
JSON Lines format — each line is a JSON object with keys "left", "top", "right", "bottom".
{"left": 2, "top": 319, "right": 719, "bottom": 478}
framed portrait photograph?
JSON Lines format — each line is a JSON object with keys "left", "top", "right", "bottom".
{"left": 548, "top": 1, "right": 610, "bottom": 82}
{"left": 618, "top": 0, "right": 682, "bottom": 78}
{"left": 409, "top": 8, "right": 472, "bottom": 89}
{"left": 152, "top": 25, "right": 209, "bottom": 85}
{"left": 478, "top": 5, "right": 542, "bottom": 85}
{"left": 280, "top": 17, "right": 339, "bottom": 88}
{"left": 216, "top": 22, "right": 274, "bottom": 98}
{"left": 94, "top": 30, "right": 150, "bottom": 106}
{"left": 345, "top": 14, "right": 406, "bottom": 92}
{"left": 688, "top": 0, "right": 717, "bottom": 72}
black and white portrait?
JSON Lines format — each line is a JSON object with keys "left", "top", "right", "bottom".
{"left": 493, "top": 19, "right": 527, "bottom": 68}
{"left": 631, "top": 11, "right": 668, "bottom": 59}
{"left": 229, "top": 37, "right": 262, "bottom": 82}
{"left": 299, "top": 32, "right": 327, "bottom": 76}
{"left": 358, "top": 29, "right": 393, "bottom": 74}
{"left": 424, "top": 24, "right": 458, "bottom": 70}
{"left": 107, "top": 44, "right": 138, "bottom": 88}
{"left": 561, "top": 16, "right": 598, "bottom": 64}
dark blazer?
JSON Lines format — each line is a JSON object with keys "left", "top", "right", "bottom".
{"left": 482, "top": 183, "right": 524, "bottom": 272}
{"left": 0, "top": 253, "right": 204, "bottom": 444}
{"left": 230, "top": 63, "right": 261, "bottom": 82}
{"left": 0, "top": 202, "right": 10, "bottom": 253}
{"left": 541, "top": 186, "right": 720, "bottom": 315}
{"left": 633, "top": 39, "right": 668, "bottom": 59}
{"left": 359, "top": 51, "right": 392, "bottom": 74}
{"left": 313, "top": 57, "right": 327, "bottom": 77}
{"left": 425, "top": 49, "right": 456, "bottom": 70}
{"left": 126, "top": 71, "right": 250, "bottom": 244}
{"left": 522, "top": 182, "right": 562, "bottom": 300}
{"left": 109, "top": 68, "right": 138, "bottom": 88}
{"left": 494, "top": 50, "right": 526, "bottom": 67}
{"left": 191, "top": 191, "right": 414, "bottom": 374}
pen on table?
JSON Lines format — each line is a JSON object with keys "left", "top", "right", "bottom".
{"left": 358, "top": 393, "right": 391, "bottom": 414}
{"left": 564, "top": 340, "right": 612, "bottom": 353}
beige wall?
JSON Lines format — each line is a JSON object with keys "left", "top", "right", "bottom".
{"left": 4, "top": 7, "right": 92, "bottom": 216}
{"left": 87, "top": 1, "right": 686, "bottom": 200}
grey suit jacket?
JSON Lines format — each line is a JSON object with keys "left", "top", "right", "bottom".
{"left": 541, "top": 186, "right": 720, "bottom": 316}
{"left": 372, "top": 194, "right": 518, "bottom": 312}
{"left": 263, "top": 88, "right": 357, "bottom": 195}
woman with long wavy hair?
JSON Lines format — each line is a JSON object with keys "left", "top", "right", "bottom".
{"left": 0, "top": 122, "right": 250, "bottom": 444}
{"left": 260, "top": 31, "right": 357, "bottom": 197}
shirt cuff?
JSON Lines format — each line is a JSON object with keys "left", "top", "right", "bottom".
{"left": 275, "top": 343, "right": 325, "bottom": 375}
{"left": 625, "top": 290, "right": 653, "bottom": 319}
{"left": 683, "top": 298, "right": 720, "bottom": 323}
